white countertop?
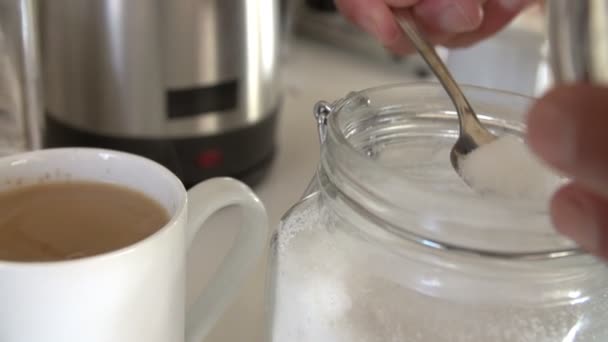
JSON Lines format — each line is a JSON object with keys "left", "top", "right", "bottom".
{"left": 192, "top": 38, "right": 412, "bottom": 342}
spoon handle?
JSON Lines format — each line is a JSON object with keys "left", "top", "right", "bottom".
{"left": 395, "top": 13, "right": 481, "bottom": 131}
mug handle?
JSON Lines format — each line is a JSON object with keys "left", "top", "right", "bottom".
{"left": 184, "top": 177, "right": 268, "bottom": 342}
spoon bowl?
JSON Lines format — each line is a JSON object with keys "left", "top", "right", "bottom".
{"left": 449, "top": 108, "right": 498, "bottom": 173}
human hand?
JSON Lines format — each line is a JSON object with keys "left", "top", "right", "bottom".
{"left": 526, "top": 84, "right": 608, "bottom": 260}
{"left": 335, "top": 0, "right": 535, "bottom": 54}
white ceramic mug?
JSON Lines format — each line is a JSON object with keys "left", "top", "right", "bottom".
{"left": 0, "top": 148, "right": 268, "bottom": 342}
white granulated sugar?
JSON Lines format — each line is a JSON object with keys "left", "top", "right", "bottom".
{"left": 276, "top": 202, "right": 317, "bottom": 253}
{"left": 460, "top": 135, "right": 563, "bottom": 200}
{"left": 270, "top": 193, "right": 603, "bottom": 341}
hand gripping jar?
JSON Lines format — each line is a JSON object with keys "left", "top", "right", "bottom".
{"left": 265, "top": 83, "right": 608, "bottom": 342}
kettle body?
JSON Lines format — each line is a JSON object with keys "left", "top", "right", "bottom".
{"left": 39, "top": 0, "right": 280, "bottom": 187}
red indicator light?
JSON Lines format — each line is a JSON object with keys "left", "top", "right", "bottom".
{"left": 197, "top": 149, "right": 223, "bottom": 169}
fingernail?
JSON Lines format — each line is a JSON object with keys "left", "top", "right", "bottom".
{"left": 526, "top": 103, "right": 578, "bottom": 167}
{"left": 552, "top": 192, "right": 600, "bottom": 252}
{"left": 437, "top": 4, "right": 477, "bottom": 33}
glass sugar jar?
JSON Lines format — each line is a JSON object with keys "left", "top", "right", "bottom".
{"left": 265, "top": 83, "right": 608, "bottom": 342}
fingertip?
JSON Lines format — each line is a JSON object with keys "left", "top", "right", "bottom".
{"left": 524, "top": 91, "right": 550, "bottom": 156}
{"left": 414, "top": 0, "right": 484, "bottom": 33}
{"left": 442, "top": 0, "right": 530, "bottom": 48}
{"left": 336, "top": 0, "right": 402, "bottom": 46}
{"left": 550, "top": 184, "right": 602, "bottom": 254}
{"left": 354, "top": 2, "right": 407, "bottom": 48}
{"left": 525, "top": 86, "right": 578, "bottom": 170}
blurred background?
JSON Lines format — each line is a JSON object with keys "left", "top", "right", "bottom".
{"left": 0, "top": 1, "right": 547, "bottom": 160}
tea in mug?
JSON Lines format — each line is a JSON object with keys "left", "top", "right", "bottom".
{"left": 0, "top": 181, "right": 170, "bottom": 262}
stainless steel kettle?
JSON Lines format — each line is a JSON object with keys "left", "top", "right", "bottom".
{"left": 547, "top": 0, "right": 608, "bottom": 85}
{"left": 38, "top": 0, "right": 280, "bottom": 187}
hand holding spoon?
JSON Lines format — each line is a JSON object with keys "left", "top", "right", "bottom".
{"left": 394, "top": 13, "right": 497, "bottom": 174}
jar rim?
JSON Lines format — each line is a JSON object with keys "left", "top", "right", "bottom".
{"left": 323, "top": 82, "right": 581, "bottom": 260}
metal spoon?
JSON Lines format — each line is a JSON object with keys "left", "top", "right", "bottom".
{"left": 394, "top": 13, "right": 496, "bottom": 174}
